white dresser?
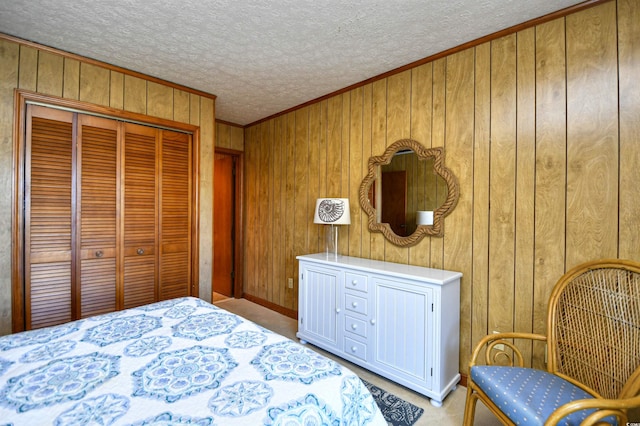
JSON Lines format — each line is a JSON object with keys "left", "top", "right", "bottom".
{"left": 296, "top": 253, "right": 462, "bottom": 407}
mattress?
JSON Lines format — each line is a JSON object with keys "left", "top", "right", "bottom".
{"left": 0, "top": 296, "right": 386, "bottom": 425}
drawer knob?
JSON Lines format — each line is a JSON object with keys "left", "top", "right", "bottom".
{"left": 351, "top": 324, "right": 358, "bottom": 330}
{"left": 352, "top": 302, "right": 358, "bottom": 308}
{"left": 370, "top": 319, "right": 376, "bottom": 325}
{"left": 351, "top": 280, "right": 357, "bottom": 285}
{"left": 95, "top": 250, "right": 104, "bottom": 258}
{"left": 336, "top": 308, "right": 341, "bottom": 314}
{"left": 351, "top": 346, "right": 357, "bottom": 352}
{"left": 137, "top": 248, "right": 145, "bottom": 255}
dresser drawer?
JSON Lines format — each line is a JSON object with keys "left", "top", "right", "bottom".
{"left": 344, "top": 315, "right": 368, "bottom": 338}
{"left": 344, "top": 293, "right": 367, "bottom": 315}
{"left": 344, "top": 336, "right": 367, "bottom": 362}
{"left": 345, "top": 272, "right": 368, "bottom": 292}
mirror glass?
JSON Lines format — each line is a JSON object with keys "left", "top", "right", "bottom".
{"left": 359, "top": 139, "right": 459, "bottom": 246}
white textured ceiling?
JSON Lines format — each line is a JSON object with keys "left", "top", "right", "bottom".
{"left": 0, "top": 0, "right": 585, "bottom": 125}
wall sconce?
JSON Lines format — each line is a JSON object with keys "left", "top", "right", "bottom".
{"left": 416, "top": 210, "right": 434, "bottom": 226}
{"left": 314, "top": 198, "right": 351, "bottom": 259}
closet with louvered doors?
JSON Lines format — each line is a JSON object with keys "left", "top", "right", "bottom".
{"left": 24, "top": 104, "right": 193, "bottom": 330}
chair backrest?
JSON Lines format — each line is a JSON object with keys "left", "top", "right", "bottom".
{"left": 547, "top": 259, "right": 640, "bottom": 399}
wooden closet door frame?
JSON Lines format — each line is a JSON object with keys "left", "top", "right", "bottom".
{"left": 12, "top": 90, "right": 201, "bottom": 332}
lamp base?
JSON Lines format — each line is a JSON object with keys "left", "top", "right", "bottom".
{"left": 324, "top": 224, "right": 339, "bottom": 260}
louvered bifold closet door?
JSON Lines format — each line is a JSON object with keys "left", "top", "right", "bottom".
{"left": 159, "top": 131, "right": 192, "bottom": 299}
{"left": 77, "top": 115, "right": 119, "bottom": 317}
{"left": 122, "top": 123, "right": 158, "bottom": 309}
{"left": 25, "top": 106, "right": 75, "bottom": 329}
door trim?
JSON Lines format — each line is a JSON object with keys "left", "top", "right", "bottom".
{"left": 12, "top": 89, "right": 201, "bottom": 332}
{"left": 214, "top": 147, "right": 244, "bottom": 299}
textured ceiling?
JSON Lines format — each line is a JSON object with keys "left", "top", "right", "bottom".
{"left": 0, "top": 0, "right": 585, "bottom": 125}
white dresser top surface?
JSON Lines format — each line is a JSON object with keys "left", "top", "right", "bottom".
{"left": 297, "top": 253, "right": 462, "bottom": 285}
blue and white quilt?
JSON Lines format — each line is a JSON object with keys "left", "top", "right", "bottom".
{"left": 0, "top": 297, "right": 386, "bottom": 425}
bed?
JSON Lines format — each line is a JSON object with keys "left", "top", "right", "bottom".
{"left": 0, "top": 296, "right": 387, "bottom": 425}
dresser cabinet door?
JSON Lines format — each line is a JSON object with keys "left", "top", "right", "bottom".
{"left": 373, "top": 277, "right": 433, "bottom": 391}
{"left": 298, "top": 263, "right": 342, "bottom": 351}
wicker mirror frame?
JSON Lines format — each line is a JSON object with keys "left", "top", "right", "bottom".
{"left": 358, "top": 139, "right": 459, "bottom": 246}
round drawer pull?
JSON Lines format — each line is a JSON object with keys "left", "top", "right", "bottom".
{"left": 335, "top": 308, "right": 341, "bottom": 314}
{"left": 351, "top": 280, "right": 357, "bottom": 285}
{"left": 352, "top": 302, "right": 358, "bottom": 308}
{"left": 351, "top": 346, "right": 357, "bottom": 352}
{"left": 351, "top": 324, "right": 358, "bottom": 330}
{"left": 370, "top": 319, "right": 376, "bottom": 325}
{"left": 95, "top": 250, "right": 104, "bottom": 258}
{"left": 137, "top": 248, "right": 145, "bottom": 255}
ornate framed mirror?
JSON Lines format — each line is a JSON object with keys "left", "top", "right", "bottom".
{"left": 358, "top": 139, "right": 459, "bottom": 246}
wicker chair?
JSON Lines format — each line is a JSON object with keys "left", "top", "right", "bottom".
{"left": 463, "top": 259, "right": 640, "bottom": 425}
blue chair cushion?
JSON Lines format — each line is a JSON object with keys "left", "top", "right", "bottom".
{"left": 471, "top": 366, "right": 617, "bottom": 426}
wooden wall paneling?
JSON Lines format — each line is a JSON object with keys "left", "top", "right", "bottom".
{"left": 36, "top": 51, "right": 63, "bottom": 97}
{"left": 198, "top": 97, "right": 214, "bottom": 302}
{"left": 79, "top": 63, "right": 109, "bottom": 106}
{"left": 430, "top": 58, "right": 446, "bottom": 269}
{"left": 63, "top": 58, "right": 80, "bottom": 100}
{"left": 409, "top": 63, "right": 434, "bottom": 267}
{"left": 326, "top": 96, "right": 343, "bottom": 196}
{"left": 109, "top": 71, "right": 124, "bottom": 110}
{"left": 360, "top": 85, "right": 372, "bottom": 260}
{"left": 349, "top": 87, "right": 364, "bottom": 258}
{"left": 514, "top": 27, "right": 536, "bottom": 366}
{"left": 123, "top": 74, "right": 147, "bottom": 114}
{"left": 243, "top": 125, "right": 257, "bottom": 298}
{"left": 565, "top": 3, "right": 618, "bottom": 265}
{"left": 274, "top": 116, "right": 286, "bottom": 306}
{"left": 618, "top": 0, "right": 640, "bottom": 260}
{"left": 18, "top": 45, "right": 38, "bottom": 91}
{"left": 340, "top": 93, "right": 351, "bottom": 255}
{"left": 384, "top": 71, "right": 411, "bottom": 264}
{"left": 308, "top": 103, "right": 322, "bottom": 255}
{"left": 267, "top": 119, "right": 280, "bottom": 305}
{"left": 2, "top": 39, "right": 19, "bottom": 334}
{"left": 471, "top": 42, "right": 491, "bottom": 355}
{"left": 488, "top": 34, "right": 517, "bottom": 336}
{"left": 174, "top": 89, "right": 190, "bottom": 124}
{"left": 533, "top": 17, "right": 567, "bottom": 368}
{"left": 283, "top": 112, "right": 296, "bottom": 309}
{"left": 77, "top": 115, "right": 119, "bottom": 318}
{"left": 260, "top": 120, "right": 272, "bottom": 303}
{"left": 294, "top": 108, "right": 309, "bottom": 310}
{"left": 444, "top": 48, "right": 476, "bottom": 369}
{"left": 189, "top": 94, "right": 200, "bottom": 126}
{"left": 147, "top": 81, "right": 173, "bottom": 120}
{"left": 369, "top": 79, "right": 387, "bottom": 261}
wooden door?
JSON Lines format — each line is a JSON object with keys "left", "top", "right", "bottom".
{"left": 159, "top": 131, "right": 192, "bottom": 300}
{"left": 213, "top": 153, "right": 234, "bottom": 297}
{"left": 77, "top": 115, "right": 119, "bottom": 317}
{"left": 25, "top": 106, "right": 74, "bottom": 329}
{"left": 381, "top": 171, "right": 408, "bottom": 236}
{"left": 122, "top": 123, "right": 157, "bottom": 309}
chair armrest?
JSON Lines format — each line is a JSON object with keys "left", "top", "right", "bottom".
{"left": 469, "top": 332, "right": 547, "bottom": 367}
{"left": 545, "top": 394, "right": 640, "bottom": 426}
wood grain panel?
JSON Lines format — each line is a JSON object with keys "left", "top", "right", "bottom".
{"left": 618, "top": 0, "right": 640, "bottom": 259}
{"left": 63, "top": 58, "right": 80, "bottom": 100}
{"left": 283, "top": 113, "right": 295, "bottom": 309}
{"left": 514, "top": 27, "right": 536, "bottom": 366}
{"left": 348, "top": 87, "right": 364, "bottom": 257}
{"left": 271, "top": 118, "right": 283, "bottom": 306}
{"left": 109, "top": 71, "right": 124, "bottom": 110}
{"left": 147, "top": 81, "right": 173, "bottom": 120}
{"left": 293, "top": 108, "right": 309, "bottom": 310}
{"left": 430, "top": 58, "right": 446, "bottom": 269}
{"left": 79, "top": 63, "right": 109, "bottom": 106}
{"left": 37, "top": 50, "right": 63, "bottom": 96}
{"left": 369, "top": 79, "right": 387, "bottom": 261}
{"left": 534, "top": 17, "right": 567, "bottom": 368}
{"left": 174, "top": 89, "right": 190, "bottom": 124}
{"left": 124, "top": 75, "right": 147, "bottom": 114}
{"left": 77, "top": 115, "right": 119, "bottom": 318}
{"left": 308, "top": 103, "right": 322, "bottom": 255}
{"left": 18, "top": 45, "right": 37, "bottom": 90}
{"left": 489, "top": 35, "right": 517, "bottom": 335}
{"left": 566, "top": 2, "right": 618, "bottom": 265}
{"left": 360, "top": 86, "right": 372, "bottom": 260}
{"left": 471, "top": 42, "right": 491, "bottom": 355}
